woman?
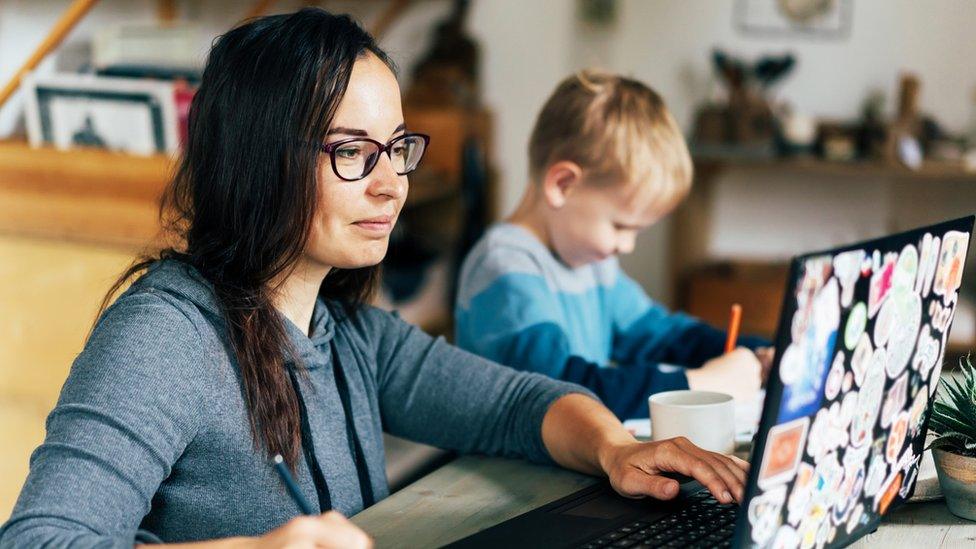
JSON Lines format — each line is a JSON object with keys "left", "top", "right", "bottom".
{"left": 0, "top": 9, "right": 748, "bottom": 548}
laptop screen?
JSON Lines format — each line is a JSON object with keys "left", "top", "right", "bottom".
{"left": 734, "top": 216, "right": 974, "bottom": 549}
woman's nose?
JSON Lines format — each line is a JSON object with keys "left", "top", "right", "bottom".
{"left": 368, "top": 154, "right": 406, "bottom": 199}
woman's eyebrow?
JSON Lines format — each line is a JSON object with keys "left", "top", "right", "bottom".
{"left": 327, "top": 123, "right": 407, "bottom": 137}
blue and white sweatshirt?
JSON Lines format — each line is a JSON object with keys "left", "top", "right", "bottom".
{"left": 455, "top": 223, "right": 766, "bottom": 420}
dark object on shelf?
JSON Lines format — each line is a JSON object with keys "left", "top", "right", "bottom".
{"left": 815, "top": 120, "right": 860, "bottom": 162}
{"left": 856, "top": 90, "right": 887, "bottom": 160}
{"left": 692, "top": 49, "right": 795, "bottom": 152}
{"left": 404, "top": 0, "right": 479, "bottom": 108}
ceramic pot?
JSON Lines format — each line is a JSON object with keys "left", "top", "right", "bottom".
{"left": 933, "top": 447, "right": 976, "bottom": 521}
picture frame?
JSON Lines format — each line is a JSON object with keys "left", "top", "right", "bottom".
{"left": 734, "top": 0, "right": 853, "bottom": 40}
{"left": 23, "top": 72, "right": 179, "bottom": 156}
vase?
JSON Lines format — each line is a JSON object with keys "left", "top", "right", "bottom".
{"left": 933, "top": 447, "right": 976, "bottom": 521}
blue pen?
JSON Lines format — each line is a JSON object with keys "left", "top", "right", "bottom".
{"left": 273, "top": 454, "right": 315, "bottom": 515}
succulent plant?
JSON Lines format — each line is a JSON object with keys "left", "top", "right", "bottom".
{"left": 927, "top": 355, "right": 976, "bottom": 458}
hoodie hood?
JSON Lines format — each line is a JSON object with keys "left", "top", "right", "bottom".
{"left": 133, "top": 259, "right": 335, "bottom": 369}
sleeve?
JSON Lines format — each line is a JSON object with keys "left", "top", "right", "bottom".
{"left": 365, "top": 308, "right": 596, "bottom": 464}
{"left": 0, "top": 292, "right": 209, "bottom": 548}
{"left": 609, "top": 272, "right": 770, "bottom": 369}
{"left": 455, "top": 252, "right": 687, "bottom": 420}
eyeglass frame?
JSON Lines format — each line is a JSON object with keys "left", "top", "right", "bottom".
{"left": 319, "top": 133, "right": 431, "bottom": 182}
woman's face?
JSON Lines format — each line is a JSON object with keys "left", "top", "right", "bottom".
{"left": 306, "top": 53, "right": 408, "bottom": 271}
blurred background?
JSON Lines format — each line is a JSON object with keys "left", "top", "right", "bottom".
{"left": 3, "top": 0, "right": 976, "bottom": 520}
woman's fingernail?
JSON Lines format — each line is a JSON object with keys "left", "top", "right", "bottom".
{"left": 722, "top": 491, "right": 732, "bottom": 503}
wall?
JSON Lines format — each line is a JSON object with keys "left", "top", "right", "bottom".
{"left": 596, "top": 0, "right": 976, "bottom": 302}
{"left": 3, "top": 0, "right": 976, "bottom": 298}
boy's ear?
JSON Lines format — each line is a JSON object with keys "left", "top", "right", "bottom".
{"left": 541, "top": 161, "right": 584, "bottom": 209}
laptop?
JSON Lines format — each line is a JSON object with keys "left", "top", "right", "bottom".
{"left": 448, "top": 215, "right": 975, "bottom": 549}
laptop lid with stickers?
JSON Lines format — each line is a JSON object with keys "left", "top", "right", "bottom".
{"left": 733, "top": 215, "right": 974, "bottom": 549}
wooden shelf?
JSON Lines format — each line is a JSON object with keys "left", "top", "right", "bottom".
{"left": 694, "top": 155, "right": 976, "bottom": 181}
{"left": 0, "top": 140, "right": 173, "bottom": 249}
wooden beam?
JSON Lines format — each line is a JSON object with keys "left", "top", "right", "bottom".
{"left": 244, "top": 0, "right": 279, "bottom": 20}
{"left": 0, "top": 0, "right": 100, "bottom": 110}
{"left": 370, "top": 0, "right": 411, "bottom": 40}
{"left": 157, "top": 0, "right": 178, "bottom": 22}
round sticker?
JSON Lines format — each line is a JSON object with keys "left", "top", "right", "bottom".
{"left": 844, "top": 302, "right": 867, "bottom": 350}
{"left": 825, "top": 353, "right": 845, "bottom": 401}
{"left": 851, "top": 334, "right": 873, "bottom": 387}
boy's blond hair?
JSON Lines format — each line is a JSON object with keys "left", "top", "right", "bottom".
{"left": 528, "top": 69, "right": 693, "bottom": 213}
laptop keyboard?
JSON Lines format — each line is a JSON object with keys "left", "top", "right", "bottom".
{"left": 577, "top": 490, "right": 738, "bottom": 548}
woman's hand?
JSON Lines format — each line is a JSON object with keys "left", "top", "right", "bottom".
{"left": 148, "top": 512, "right": 374, "bottom": 549}
{"left": 251, "top": 513, "right": 372, "bottom": 549}
{"left": 686, "top": 348, "right": 761, "bottom": 401}
{"left": 597, "top": 437, "right": 750, "bottom": 504}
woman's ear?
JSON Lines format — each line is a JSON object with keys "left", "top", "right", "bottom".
{"left": 541, "top": 161, "right": 584, "bottom": 209}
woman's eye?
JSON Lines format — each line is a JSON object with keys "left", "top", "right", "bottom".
{"left": 391, "top": 144, "right": 407, "bottom": 158}
{"left": 336, "top": 146, "right": 362, "bottom": 159}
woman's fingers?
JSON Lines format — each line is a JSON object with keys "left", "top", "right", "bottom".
{"left": 659, "top": 438, "right": 745, "bottom": 503}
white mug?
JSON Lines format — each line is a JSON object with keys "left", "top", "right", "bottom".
{"left": 649, "top": 390, "right": 736, "bottom": 454}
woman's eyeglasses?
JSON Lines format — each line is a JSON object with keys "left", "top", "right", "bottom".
{"left": 320, "top": 133, "right": 430, "bottom": 181}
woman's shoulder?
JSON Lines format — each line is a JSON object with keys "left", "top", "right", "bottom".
{"left": 85, "top": 259, "right": 226, "bottom": 375}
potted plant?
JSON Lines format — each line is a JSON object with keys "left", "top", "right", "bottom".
{"left": 928, "top": 355, "right": 976, "bottom": 521}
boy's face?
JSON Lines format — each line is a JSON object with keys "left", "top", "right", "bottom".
{"left": 547, "top": 178, "right": 660, "bottom": 268}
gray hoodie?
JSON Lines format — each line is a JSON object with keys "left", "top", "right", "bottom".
{"left": 0, "top": 259, "right": 591, "bottom": 547}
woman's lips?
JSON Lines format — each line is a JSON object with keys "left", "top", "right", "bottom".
{"left": 353, "top": 215, "right": 394, "bottom": 235}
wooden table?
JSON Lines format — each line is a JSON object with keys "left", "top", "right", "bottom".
{"left": 352, "top": 454, "right": 976, "bottom": 548}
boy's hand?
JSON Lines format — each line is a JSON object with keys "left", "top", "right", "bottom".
{"left": 598, "top": 437, "right": 749, "bottom": 504}
{"left": 685, "top": 348, "right": 760, "bottom": 401}
{"left": 755, "top": 346, "right": 775, "bottom": 386}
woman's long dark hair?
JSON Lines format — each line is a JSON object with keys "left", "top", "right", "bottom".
{"left": 98, "top": 9, "right": 392, "bottom": 468}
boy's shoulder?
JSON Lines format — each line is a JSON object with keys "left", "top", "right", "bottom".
{"left": 459, "top": 223, "right": 621, "bottom": 304}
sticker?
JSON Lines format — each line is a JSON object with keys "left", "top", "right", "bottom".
{"left": 787, "top": 463, "right": 815, "bottom": 526}
{"left": 933, "top": 230, "right": 969, "bottom": 305}
{"left": 877, "top": 471, "right": 903, "bottom": 515}
{"left": 909, "top": 388, "right": 928, "bottom": 436}
{"left": 930, "top": 302, "right": 954, "bottom": 333}
{"left": 833, "top": 465, "right": 864, "bottom": 526}
{"left": 885, "top": 289, "right": 922, "bottom": 378}
{"left": 864, "top": 453, "right": 888, "bottom": 497}
{"left": 833, "top": 250, "right": 865, "bottom": 308}
{"left": 749, "top": 485, "right": 786, "bottom": 545}
{"left": 913, "top": 326, "right": 941, "bottom": 379}
{"left": 780, "top": 279, "right": 840, "bottom": 421}
{"left": 851, "top": 334, "right": 872, "bottom": 387}
{"left": 771, "top": 525, "right": 799, "bottom": 549}
{"left": 808, "top": 404, "right": 851, "bottom": 460}
{"left": 759, "top": 417, "right": 810, "bottom": 489}
{"left": 885, "top": 411, "right": 910, "bottom": 464}
{"left": 880, "top": 373, "right": 908, "bottom": 429}
{"left": 779, "top": 343, "right": 804, "bottom": 385}
{"left": 846, "top": 503, "right": 864, "bottom": 534}
{"left": 850, "top": 352, "right": 885, "bottom": 448}
{"left": 825, "top": 353, "right": 844, "bottom": 401}
{"left": 799, "top": 502, "right": 827, "bottom": 549}
{"left": 792, "top": 256, "right": 833, "bottom": 342}
{"left": 844, "top": 302, "right": 867, "bottom": 350}
{"left": 892, "top": 244, "right": 919, "bottom": 290}
{"left": 916, "top": 233, "right": 939, "bottom": 297}
{"left": 868, "top": 252, "right": 897, "bottom": 317}
{"left": 874, "top": 298, "right": 895, "bottom": 348}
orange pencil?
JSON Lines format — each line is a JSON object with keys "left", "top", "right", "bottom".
{"left": 724, "top": 303, "right": 742, "bottom": 354}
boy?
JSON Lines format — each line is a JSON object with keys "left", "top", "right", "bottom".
{"left": 455, "top": 70, "right": 772, "bottom": 420}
